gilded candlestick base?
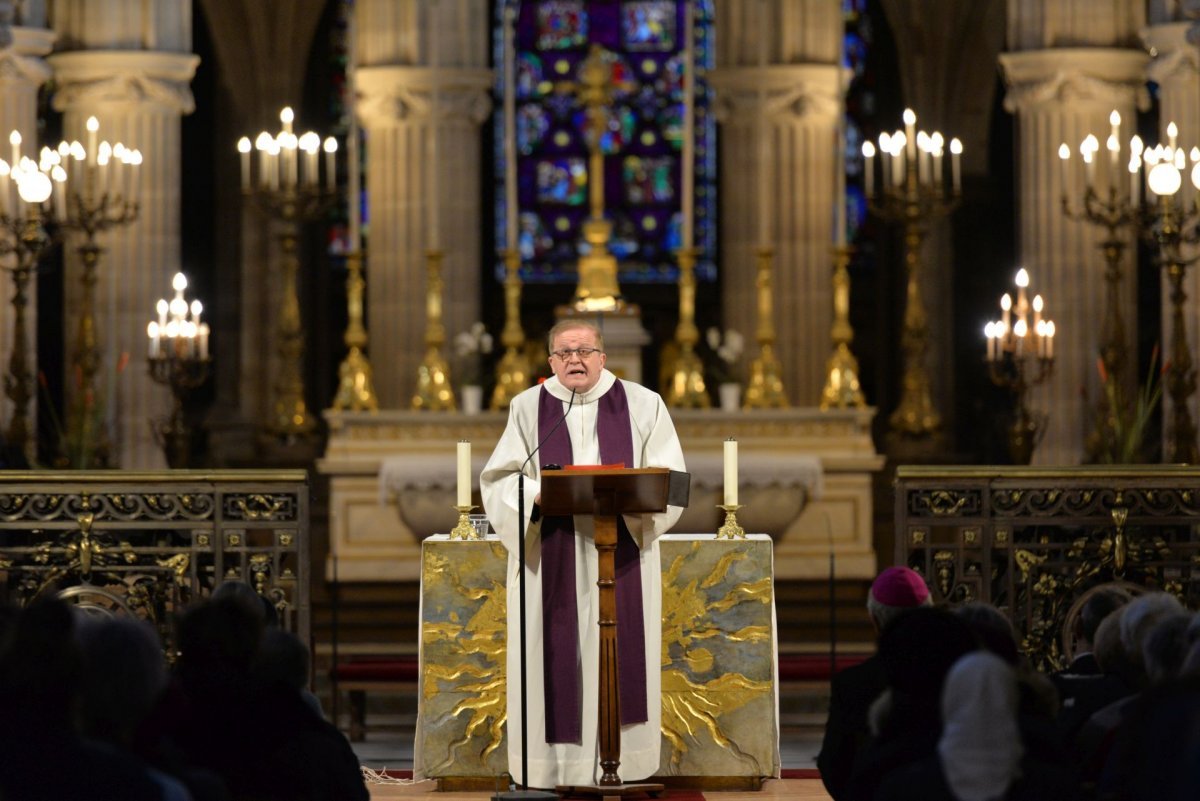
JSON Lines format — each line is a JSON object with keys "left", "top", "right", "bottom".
{"left": 450, "top": 505, "right": 479, "bottom": 540}
{"left": 491, "top": 346, "right": 531, "bottom": 410}
{"left": 820, "top": 343, "right": 865, "bottom": 409}
{"left": 412, "top": 348, "right": 456, "bottom": 411}
{"left": 666, "top": 346, "right": 710, "bottom": 408}
{"left": 743, "top": 346, "right": 789, "bottom": 409}
{"left": 333, "top": 347, "right": 379, "bottom": 411}
{"left": 716, "top": 504, "right": 745, "bottom": 539}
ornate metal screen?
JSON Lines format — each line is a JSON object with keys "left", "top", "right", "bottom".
{"left": 895, "top": 466, "right": 1200, "bottom": 669}
{"left": 0, "top": 470, "right": 310, "bottom": 652}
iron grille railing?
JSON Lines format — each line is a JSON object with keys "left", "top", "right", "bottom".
{"left": 894, "top": 466, "right": 1200, "bottom": 669}
{"left": 0, "top": 470, "right": 309, "bottom": 652}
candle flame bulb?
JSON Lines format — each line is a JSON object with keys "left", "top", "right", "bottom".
{"left": 238, "top": 136, "right": 251, "bottom": 154}
{"left": 148, "top": 321, "right": 159, "bottom": 338}
{"left": 323, "top": 137, "right": 337, "bottom": 153}
{"left": 1110, "top": 110, "right": 1121, "bottom": 127}
{"left": 1058, "top": 143, "right": 1070, "bottom": 160}
{"left": 862, "top": 141, "right": 876, "bottom": 158}
{"left": 172, "top": 272, "right": 187, "bottom": 292}
{"left": 1014, "top": 319, "right": 1028, "bottom": 337}
{"left": 86, "top": 117, "right": 98, "bottom": 133}
{"left": 157, "top": 298, "right": 168, "bottom": 316}
{"left": 949, "top": 138, "right": 963, "bottom": 155}
{"left": 280, "top": 107, "right": 294, "bottom": 126}
{"left": 1033, "top": 294, "right": 1043, "bottom": 313}
{"left": 1015, "top": 268, "right": 1029, "bottom": 287}
{"left": 190, "top": 300, "right": 203, "bottom": 317}
{"left": 1131, "top": 135, "right": 1144, "bottom": 157}
{"left": 1107, "top": 134, "right": 1119, "bottom": 153}
{"left": 903, "top": 108, "right": 916, "bottom": 126}
{"left": 1167, "top": 121, "right": 1178, "bottom": 139}
{"left": 1001, "top": 293, "right": 1012, "bottom": 311}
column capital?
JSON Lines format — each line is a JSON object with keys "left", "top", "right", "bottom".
{"left": 47, "top": 50, "right": 200, "bottom": 115}
{"left": 1142, "top": 22, "right": 1200, "bottom": 83}
{"left": 356, "top": 66, "right": 492, "bottom": 127}
{"left": 999, "top": 48, "right": 1149, "bottom": 113}
{"left": 0, "top": 26, "right": 54, "bottom": 85}
{"left": 708, "top": 64, "right": 842, "bottom": 123}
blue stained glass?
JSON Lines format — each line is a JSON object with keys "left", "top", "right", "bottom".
{"left": 621, "top": 1, "right": 676, "bottom": 51}
{"left": 537, "top": 1, "right": 589, "bottom": 50}
{"left": 495, "top": 1, "right": 717, "bottom": 284}
{"left": 536, "top": 158, "right": 589, "bottom": 204}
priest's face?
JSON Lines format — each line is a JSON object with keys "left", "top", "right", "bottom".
{"left": 549, "top": 326, "right": 607, "bottom": 393}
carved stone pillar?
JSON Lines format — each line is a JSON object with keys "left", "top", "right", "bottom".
{"left": 0, "top": 21, "right": 53, "bottom": 455}
{"left": 1000, "top": 50, "right": 1148, "bottom": 464}
{"left": 710, "top": 0, "right": 841, "bottom": 406}
{"left": 355, "top": 0, "right": 490, "bottom": 407}
{"left": 48, "top": 2, "right": 198, "bottom": 468}
{"left": 1143, "top": 22, "right": 1200, "bottom": 459}
{"left": 708, "top": 67, "right": 840, "bottom": 406}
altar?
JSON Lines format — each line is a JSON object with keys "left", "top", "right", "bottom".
{"left": 411, "top": 532, "right": 780, "bottom": 784}
{"left": 317, "top": 406, "right": 883, "bottom": 582}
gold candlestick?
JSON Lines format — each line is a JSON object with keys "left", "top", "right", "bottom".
{"left": 716, "top": 504, "right": 745, "bottom": 539}
{"left": 412, "top": 248, "right": 456, "bottom": 411}
{"left": 742, "top": 245, "right": 788, "bottom": 408}
{"left": 666, "top": 246, "right": 710, "bottom": 408}
{"left": 331, "top": 249, "right": 379, "bottom": 411}
{"left": 450, "top": 504, "right": 479, "bottom": 540}
{"left": 490, "top": 248, "right": 531, "bottom": 410}
{"left": 820, "top": 244, "right": 866, "bottom": 409}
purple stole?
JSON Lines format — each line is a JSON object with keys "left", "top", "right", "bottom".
{"left": 537, "top": 382, "right": 647, "bottom": 744}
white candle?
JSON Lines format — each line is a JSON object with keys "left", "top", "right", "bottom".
{"left": 862, "top": 141, "right": 875, "bottom": 197}
{"left": 950, "top": 137, "right": 962, "bottom": 194}
{"left": 0, "top": 160, "right": 9, "bottom": 215}
{"left": 238, "top": 137, "right": 251, "bottom": 190}
{"left": 8, "top": 130, "right": 19, "bottom": 168}
{"left": 198, "top": 323, "right": 210, "bottom": 359}
{"left": 903, "top": 109, "right": 916, "bottom": 161}
{"left": 758, "top": 114, "right": 770, "bottom": 246}
{"left": 681, "top": 1, "right": 695, "bottom": 250}
{"left": 834, "top": 121, "right": 846, "bottom": 246}
{"left": 323, "top": 136, "right": 337, "bottom": 191}
{"left": 429, "top": 108, "right": 440, "bottom": 250}
{"left": 503, "top": 5, "right": 519, "bottom": 253}
{"left": 86, "top": 117, "right": 98, "bottom": 165}
{"left": 147, "top": 322, "right": 160, "bottom": 358}
{"left": 723, "top": 438, "right": 738, "bottom": 506}
{"left": 457, "top": 440, "right": 471, "bottom": 507}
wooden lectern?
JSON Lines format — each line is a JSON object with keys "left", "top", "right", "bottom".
{"left": 540, "top": 467, "right": 671, "bottom": 800}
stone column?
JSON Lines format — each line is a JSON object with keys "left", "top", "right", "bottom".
{"left": 48, "top": 1, "right": 197, "bottom": 468}
{"left": 710, "top": 0, "right": 841, "bottom": 406}
{"left": 1143, "top": 21, "right": 1200, "bottom": 459}
{"left": 999, "top": 50, "right": 1147, "bottom": 464}
{"left": 0, "top": 19, "right": 54, "bottom": 458}
{"left": 356, "top": 0, "right": 490, "bottom": 407}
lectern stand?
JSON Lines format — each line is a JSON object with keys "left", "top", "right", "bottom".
{"left": 540, "top": 468, "right": 670, "bottom": 800}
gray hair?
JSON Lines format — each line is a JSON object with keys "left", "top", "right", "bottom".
{"left": 547, "top": 319, "right": 604, "bottom": 354}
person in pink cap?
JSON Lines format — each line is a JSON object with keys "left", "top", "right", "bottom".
{"left": 818, "top": 566, "right": 933, "bottom": 800}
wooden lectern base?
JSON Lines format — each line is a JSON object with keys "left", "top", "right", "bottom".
{"left": 554, "top": 781, "right": 664, "bottom": 800}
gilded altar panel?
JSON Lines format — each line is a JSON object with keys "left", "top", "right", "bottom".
{"left": 415, "top": 539, "right": 509, "bottom": 778}
{"left": 414, "top": 534, "right": 778, "bottom": 781}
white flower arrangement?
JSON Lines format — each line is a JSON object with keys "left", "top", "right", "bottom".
{"left": 454, "top": 322, "right": 494, "bottom": 386}
{"left": 705, "top": 327, "right": 745, "bottom": 385}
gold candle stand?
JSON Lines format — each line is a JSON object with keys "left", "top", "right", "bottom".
{"left": 666, "top": 246, "right": 710, "bottom": 408}
{"left": 450, "top": 504, "right": 479, "bottom": 540}
{"left": 820, "top": 244, "right": 866, "bottom": 409}
{"left": 412, "top": 248, "right": 456, "bottom": 411}
{"left": 742, "top": 245, "right": 788, "bottom": 409}
{"left": 490, "top": 247, "right": 531, "bottom": 410}
{"left": 716, "top": 504, "right": 745, "bottom": 539}
{"left": 331, "top": 249, "right": 379, "bottom": 411}
{"left": 0, "top": 207, "right": 54, "bottom": 462}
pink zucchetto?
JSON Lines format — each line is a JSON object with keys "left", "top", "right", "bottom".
{"left": 870, "top": 566, "right": 931, "bottom": 607}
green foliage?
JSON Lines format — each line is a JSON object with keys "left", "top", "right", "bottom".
{"left": 1095, "top": 348, "right": 1162, "bottom": 464}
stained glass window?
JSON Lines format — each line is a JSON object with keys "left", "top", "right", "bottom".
{"left": 494, "top": 0, "right": 717, "bottom": 284}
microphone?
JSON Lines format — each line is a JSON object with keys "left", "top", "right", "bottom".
{"left": 519, "top": 387, "right": 577, "bottom": 479}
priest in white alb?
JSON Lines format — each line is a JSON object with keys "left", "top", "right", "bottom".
{"left": 480, "top": 319, "right": 687, "bottom": 789}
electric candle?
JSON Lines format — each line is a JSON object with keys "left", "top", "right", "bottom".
{"left": 723, "top": 438, "right": 738, "bottom": 506}
{"left": 903, "top": 108, "right": 916, "bottom": 160}
{"left": 323, "top": 136, "right": 337, "bottom": 191}
{"left": 457, "top": 440, "right": 471, "bottom": 507}
{"left": 862, "top": 141, "right": 875, "bottom": 197}
{"left": 86, "top": 117, "right": 98, "bottom": 166}
{"left": 949, "top": 137, "right": 962, "bottom": 194}
{"left": 503, "top": 4, "right": 518, "bottom": 252}
{"left": 238, "top": 137, "right": 251, "bottom": 190}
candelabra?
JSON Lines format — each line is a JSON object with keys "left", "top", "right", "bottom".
{"left": 984, "top": 268, "right": 1056, "bottom": 464}
{"left": 862, "top": 109, "right": 962, "bottom": 439}
{"left": 490, "top": 248, "right": 532, "bottom": 410}
{"left": 0, "top": 140, "right": 61, "bottom": 461}
{"left": 1141, "top": 131, "right": 1200, "bottom": 464}
{"left": 1059, "top": 111, "right": 1143, "bottom": 462}
{"left": 147, "top": 272, "right": 211, "bottom": 467}
{"left": 1063, "top": 117, "right": 1200, "bottom": 463}
{"left": 239, "top": 107, "right": 339, "bottom": 438}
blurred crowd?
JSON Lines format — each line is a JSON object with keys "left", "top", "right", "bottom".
{"left": 819, "top": 567, "right": 1200, "bottom": 801}
{"left": 0, "top": 584, "right": 368, "bottom": 801}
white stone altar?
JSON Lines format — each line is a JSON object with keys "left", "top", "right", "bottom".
{"left": 317, "top": 407, "right": 884, "bottom": 582}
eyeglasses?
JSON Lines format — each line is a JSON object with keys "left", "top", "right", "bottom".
{"left": 551, "top": 347, "right": 602, "bottom": 361}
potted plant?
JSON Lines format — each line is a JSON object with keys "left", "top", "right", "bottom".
{"left": 453, "top": 322, "right": 494, "bottom": 415}
{"left": 705, "top": 327, "right": 745, "bottom": 412}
